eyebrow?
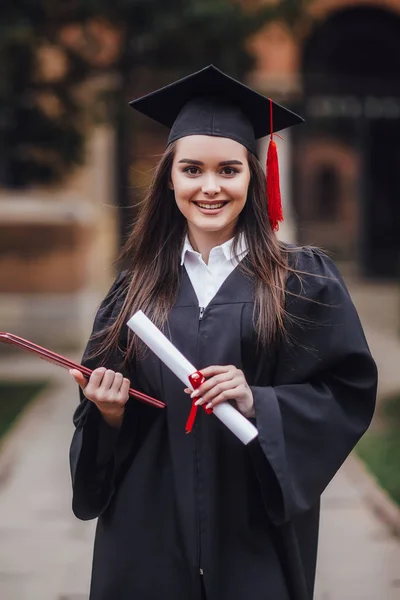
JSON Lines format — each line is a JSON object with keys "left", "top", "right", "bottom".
{"left": 178, "top": 159, "right": 243, "bottom": 166}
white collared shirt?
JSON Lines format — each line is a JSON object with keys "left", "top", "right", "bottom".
{"left": 180, "top": 234, "right": 248, "bottom": 309}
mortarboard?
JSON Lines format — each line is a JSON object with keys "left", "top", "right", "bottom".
{"left": 129, "top": 65, "right": 304, "bottom": 231}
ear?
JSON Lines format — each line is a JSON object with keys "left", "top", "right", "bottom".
{"left": 168, "top": 180, "right": 174, "bottom": 190}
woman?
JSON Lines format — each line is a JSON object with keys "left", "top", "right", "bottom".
{"left": 69, "top": 66, "right": 377, "bottom": 600}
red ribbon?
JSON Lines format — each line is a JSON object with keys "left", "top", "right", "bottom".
{"left": 185, "top": 371, "right": 213, "bottom": 434}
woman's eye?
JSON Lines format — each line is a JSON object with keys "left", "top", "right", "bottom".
{"left": 221, "top": 167, "right": 238, "bottom": 176}
{"left": 184, "top": 166, "right": 201, "bottom": 175}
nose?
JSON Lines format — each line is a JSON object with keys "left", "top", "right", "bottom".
{"left": 201, "top": 175, "right": 221, "bottom": 197}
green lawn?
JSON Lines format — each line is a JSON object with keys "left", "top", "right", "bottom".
{"left": 0, "top": 380, "right": 48, "bottom": 440}
{"left": 356, "top": 393, "right": 400, "bottom": 507}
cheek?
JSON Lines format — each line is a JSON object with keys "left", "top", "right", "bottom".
{"left": 229, "top": 176, "right": 250, "bottom": 201}
{"left": 171, "top": 171, "right": 198, "bottom": 200}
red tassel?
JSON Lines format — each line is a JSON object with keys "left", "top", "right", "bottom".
{"left": 266, "top": 99, "right": 283, "bottom": 232}
{"left": 266, "top": 139, "right": 283, "bottom": 231}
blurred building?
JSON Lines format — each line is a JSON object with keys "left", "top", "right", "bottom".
{"left": 1, "top": 0, "right": 400, "bottom": 348}
{"left": 248, "top": 0, "right": 400, "bottom": 279}
{"left": 0, "top": 126, "right": 118, "bottom": 348}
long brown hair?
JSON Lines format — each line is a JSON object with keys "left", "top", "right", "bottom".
{"left": 91, "top": 142, "right": 300, "bottom": 363}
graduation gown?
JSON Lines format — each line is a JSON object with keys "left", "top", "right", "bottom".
{"left": 70, "top": 248, "right": 377, "bottom": 600}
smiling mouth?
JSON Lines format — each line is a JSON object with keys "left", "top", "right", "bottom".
{"left": 194, "top": 201, "right": 229, "bottom": 210}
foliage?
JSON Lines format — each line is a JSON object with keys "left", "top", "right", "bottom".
{"left": 0, "top": 380, "right": 48, "bottom": 440}
{"left": 0, "top": 1, "right": 310, "bottom": 188}
{"left": 356, "top": 393, "right": 400, "bottom": 506}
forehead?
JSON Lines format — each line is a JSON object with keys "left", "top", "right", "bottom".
{"left": 174, "top": 135, "right": 248, "bottom": 160}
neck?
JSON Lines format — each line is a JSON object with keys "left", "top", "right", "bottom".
{"left": 187, "top": 226, "right": 235, "bottom": 264}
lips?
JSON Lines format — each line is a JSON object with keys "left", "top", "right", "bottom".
{"left": 193, "top": 201, "right": 229, "bottom": 210}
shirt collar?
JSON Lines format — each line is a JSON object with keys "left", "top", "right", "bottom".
{"left": 180, "top": 233, "right": 248, "bottom": 265}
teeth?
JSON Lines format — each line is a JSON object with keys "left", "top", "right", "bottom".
{"left": 197, "top": 202, "right": 225, "bottom": 209}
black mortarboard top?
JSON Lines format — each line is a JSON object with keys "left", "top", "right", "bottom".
{"left": 129, "top": 65, "right": 304, "bottom": 231}
{"left": 129, "top": 65, "right": 303, "bottom": 156}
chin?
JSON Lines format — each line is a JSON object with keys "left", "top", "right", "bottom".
{"left": 190, "top": 217, "right": 232, "bottom": 233}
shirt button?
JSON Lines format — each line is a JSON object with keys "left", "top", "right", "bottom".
{"left": 200, "top": 568, "right": 204, "bottom": 575}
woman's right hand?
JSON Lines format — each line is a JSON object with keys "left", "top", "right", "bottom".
{"left": 69, "top": 367, "right": 130, "bottom": 429}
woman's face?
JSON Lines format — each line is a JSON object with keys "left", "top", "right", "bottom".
{"left": 170, "top": 135, "right": 251, "bottom": 239}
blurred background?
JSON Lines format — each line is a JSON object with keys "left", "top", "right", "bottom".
{"left": 0, "top": 0, "right": 400, "bottom": 598}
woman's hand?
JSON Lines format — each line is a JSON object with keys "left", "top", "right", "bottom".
{"left": 185, "top": 365, "right": 255, "bottom": 419}
{"left": 69, "top": 367, "right": 130, "bottom": 429}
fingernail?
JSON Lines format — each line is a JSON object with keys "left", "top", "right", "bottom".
{"left": 191, "top": 389, "right": 200, "bottom": 399}
{"left": 206, "top": 403, "right": 213, "bottom": 410}
{"left": 194, "top": 398, "right": 203, "bottom": 406}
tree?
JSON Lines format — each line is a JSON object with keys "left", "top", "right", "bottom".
{"left": 0, "top": 6, "right": 89, "bottom": 187}
{"left": 0, "top": 0, "right": 311, "bottom": 240}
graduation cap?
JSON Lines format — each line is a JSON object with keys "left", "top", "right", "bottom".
{"left": 130, "top": 65, "right": 304, "bottom": 231}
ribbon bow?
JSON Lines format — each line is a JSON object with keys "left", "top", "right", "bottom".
{"left": 185, "top": 371, "right": 213, "bottom": 434}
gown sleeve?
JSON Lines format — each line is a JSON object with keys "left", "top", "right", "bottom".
{"left": 248, "top": 248, "right": 378, "bottom": 526}
{"left": 69, "top": 271, "right": 140, "bottom": 520}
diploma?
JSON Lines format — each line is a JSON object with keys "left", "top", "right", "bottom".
{"left": 126, "top": 311, "right": 258, "bottom": 445}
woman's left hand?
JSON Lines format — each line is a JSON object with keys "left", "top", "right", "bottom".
{"left": 185, "top": 365, "right": 255, "bottom": 419}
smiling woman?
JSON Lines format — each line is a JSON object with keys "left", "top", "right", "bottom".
{"left": 69, "top": 66, "right": 377, "bottom": 600}
{"left": 170, "top": 135, "right": 251, "bottom": 256}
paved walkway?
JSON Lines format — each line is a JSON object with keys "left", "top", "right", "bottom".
{"left": 0, "top": 360, "right": 94, "bottom": 600}
{"left": 0, "top": 278, "right": 399, "bottom": 599}
{"left": 315, "top": 466, "right": 400, "bottom": 600}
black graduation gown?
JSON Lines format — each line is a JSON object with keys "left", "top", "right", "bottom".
{"left": 70, "top": 248, "right": 377, "bottom": 600}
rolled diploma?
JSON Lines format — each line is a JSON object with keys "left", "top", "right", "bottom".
{"left": 127, "top": 310, "right": 258, "bottom": 445}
